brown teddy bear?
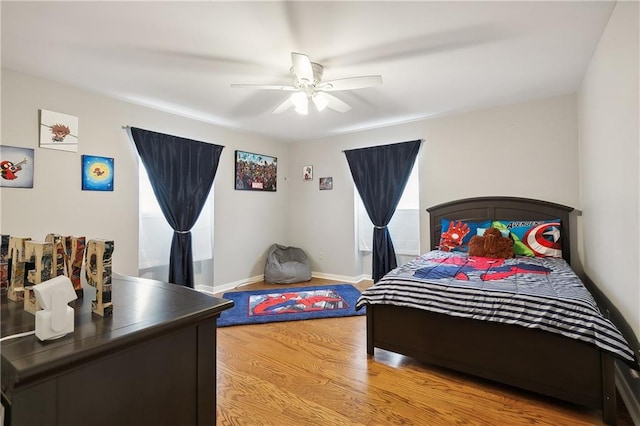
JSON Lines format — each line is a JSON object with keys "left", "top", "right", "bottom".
{"left": 468, "top": 227, "right": 514, "bottom": 259}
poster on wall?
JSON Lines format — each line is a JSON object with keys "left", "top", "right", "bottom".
{"left": 82, "top": 155, "right": 114, "bottom": 191}
{"left": 234, "top": 150, "right": 277, "bottom": 192}
{"left": 39, "top": 109, "right": 79, "bottom": 152}
{"left": 0, "top": 145, "right": 35, "bottom": 188}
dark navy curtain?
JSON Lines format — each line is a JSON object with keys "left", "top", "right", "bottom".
{"left": 130, "top": 127, "right": 224, "bottom": 288}
{"left": 345, "top": 140, "right": 421, "bottom": 282}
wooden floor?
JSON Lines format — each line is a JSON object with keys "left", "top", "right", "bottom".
{"left": 215, "top": 278, "right": 634, "bottom": 426}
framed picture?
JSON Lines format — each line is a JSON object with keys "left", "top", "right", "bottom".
{"left": 319, "top": 177, "right": 333, "bottom": 190}
{"left": 235, "top": 150, "right": 277, "bottom": 191}
{"left": 39, "top": 109, "right": 79, "bottom": 152}
{"left": 0, "top": 145, "right": 34, "bottom": 188}
{"left": 82, "top": 155, "right": 114, "bottom": 191}
{"left": 303, "top": 165, "right": 313, "bottom": 181}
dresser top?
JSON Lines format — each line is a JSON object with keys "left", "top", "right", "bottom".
{"left": 1, "top": 274, "right": 232, "bottom": 394}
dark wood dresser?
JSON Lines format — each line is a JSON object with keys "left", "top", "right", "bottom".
{"left": 1, "top": 274, "right": 233, "bottom": 426}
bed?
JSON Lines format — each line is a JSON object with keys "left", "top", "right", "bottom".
{"left": 356, "top": 196, "right": 638, "bottom": 425}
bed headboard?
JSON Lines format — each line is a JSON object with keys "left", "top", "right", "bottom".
{"left": 427, "top": 196, "right": 574, "bottom": 263}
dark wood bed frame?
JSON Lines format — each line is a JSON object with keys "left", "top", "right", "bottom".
{"left": 365, "top": 196, "right": 617, "bottom": 424}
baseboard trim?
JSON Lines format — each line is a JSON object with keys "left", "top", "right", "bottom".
{"left": 311, "top": 272, "right": 371, "bottom": 284}
{"left": 211, "top": 274, "right": 265, "bottom": 295}
{"left": 616, "top": 361, "right": 640, "bottom": 425}
{"left": 195, "top": 284, "right": 215, "bottom": 295}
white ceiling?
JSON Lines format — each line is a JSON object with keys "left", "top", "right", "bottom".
{"left": 1, "top": 1, "right": 615, "bottom": 142}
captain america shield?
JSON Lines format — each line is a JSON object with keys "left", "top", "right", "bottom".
{"left": 522, "top": 222, "right": 561, "bottom": 258}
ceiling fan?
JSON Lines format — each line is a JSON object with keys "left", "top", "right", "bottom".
{"left": 231, "top": 52, "right": 383, "bottom": 115}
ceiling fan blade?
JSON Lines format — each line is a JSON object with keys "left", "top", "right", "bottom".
{"left": 231, "top": 84, "right": 297, "bottom": 91}
{"left": 319, "top": 75, "right": 383, "bottom": 91}
{"left": 324, "top": 93, "right": 351, "bottom": 113}
{"left": 291, "top": 52, "right": 314, "bottom": 82}
{"left": 272, "top": 97, "right": 294, "bottom": 114}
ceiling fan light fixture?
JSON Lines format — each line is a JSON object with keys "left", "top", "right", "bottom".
{"left": 294, "top": 104, "right": 309, "bottom": 115}
{"left": 290, "top": 91, "right": 307, "bottom": 108}
{"left": 312, "top": 93, "right": 329, "bottom": 112}
{"left": 232, "top": 52, "right": 382, "bottom": 115}
{"left": 290, "top": 91, "right": 309, "bottom": 115}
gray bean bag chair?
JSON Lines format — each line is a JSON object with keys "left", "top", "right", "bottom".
{"left": 264, "top": 244, "right": 312, "bottom": 284}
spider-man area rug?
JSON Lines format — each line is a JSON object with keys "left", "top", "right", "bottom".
{"left": 217, "top": 284, "right": 366, "bottom": 327}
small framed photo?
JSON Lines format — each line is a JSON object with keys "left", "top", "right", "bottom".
{"left": 319, "top": 177, "right": 333, "bottom": 190}
{"left": 303, "top": 165, "right": 313, "bottom": 181}
{"left": 82, "top": 155, "right": 114, "bottom": 191}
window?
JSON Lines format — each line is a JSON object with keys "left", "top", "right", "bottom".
{"left": 357, "top": 164, "right": 419, "bottom": 256}
{"left": 138, "top": 160, "right": 213, "bottom": 286}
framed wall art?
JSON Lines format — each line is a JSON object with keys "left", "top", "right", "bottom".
{"left": 319, "top": 177, "right": 333, "bottom": 190}
{"left": 235, "top": 150, "right": 277, "bottom": 191}
{"left": 303, "top": 165, "right": 313, "bottom": 181}
{"left": 0, "top": 145, "right": 34, "bottom": 188}
{"left": 82, "top": 155, "right": 114, "bottom": 191}
{"left": 39, "top": 109, "right": 79, "bottom": 152}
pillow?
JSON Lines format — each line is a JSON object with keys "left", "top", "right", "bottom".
{"left": 492, "top": 219, "right": 562, "bottom": 258}
{"left": 439, "top": 219, "right": 492, "bottom": 252}
{"left": 477, "top": 227, "right": 510, "bottom": 238}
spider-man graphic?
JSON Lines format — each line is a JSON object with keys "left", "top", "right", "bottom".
{"left": 414, "top": 255, "right": 551, "bottom": 281}
{"left": 251, "top": 291, "right": 345, "bottom": 315}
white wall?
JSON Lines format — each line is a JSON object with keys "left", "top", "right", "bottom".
{"left": 288, "top": 94, "right": 580, "bottom": 279}
{"left": 0, "top": 69, "right": 288, "bottom": 291}
{"left": 577, "top": 1, "right": 639, "bottom": 338}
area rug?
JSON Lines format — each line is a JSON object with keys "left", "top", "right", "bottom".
{"left": 217, "top": 284, "right": 366, "bottom": 327}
